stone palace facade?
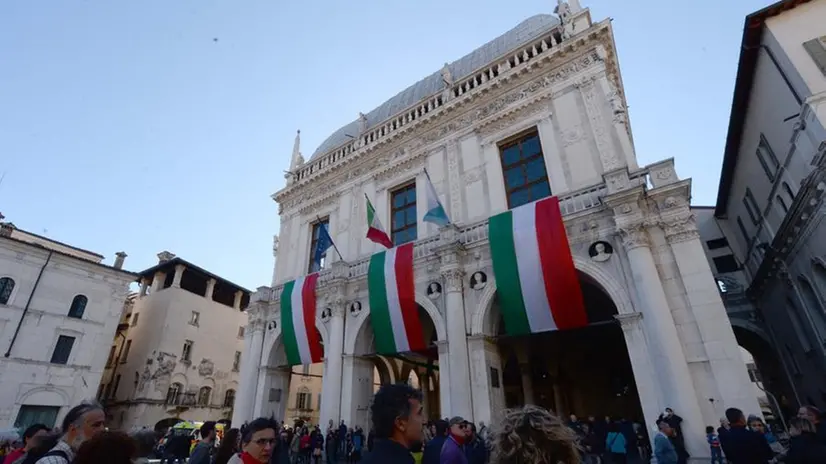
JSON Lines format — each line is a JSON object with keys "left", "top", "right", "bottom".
{"left": 234, "top": 2, "right": 761, "bottom": 458}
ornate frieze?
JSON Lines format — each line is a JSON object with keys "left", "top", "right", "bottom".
{"left": 579, "top": 74, "right": 620, "bottom": 171}
{"left": 276, "top": 49, "right": 607, "bottom": 215}
{"left": 446, "top": 140, "right": 463, "bottom": 224}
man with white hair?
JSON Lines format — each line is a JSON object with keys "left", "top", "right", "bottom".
{"left": 35, "top": 401, "right": 105, "bottom": 464}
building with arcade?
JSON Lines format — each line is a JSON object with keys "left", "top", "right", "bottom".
{"left": 234, "top": 2, "right": 761, "bottom": 457}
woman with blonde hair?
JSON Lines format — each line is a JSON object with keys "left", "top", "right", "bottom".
{"left": 489, "top": 405, "right": 580, "bottom": 464}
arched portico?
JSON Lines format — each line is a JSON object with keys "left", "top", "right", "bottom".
{"left": 339, "top": 293, "right": 445, "bottom": 428}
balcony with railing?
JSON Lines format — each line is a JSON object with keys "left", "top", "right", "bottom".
{"left": 288, "top": 21, "right": 573, "bottom": 186}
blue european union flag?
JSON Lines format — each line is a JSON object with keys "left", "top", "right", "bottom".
{"left": 312, "top": 223, "right": 333, "bottom": 271}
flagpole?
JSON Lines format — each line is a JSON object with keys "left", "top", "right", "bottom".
{"left": 316, "top": 215, "right": 344, "bottom": 261}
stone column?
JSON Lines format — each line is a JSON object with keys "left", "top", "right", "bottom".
{"left": 234, "top": 290, "right": 244, "bottom": 310}
{"left": 138, "top": 278, "right": 149, "bottom": 297}
{"left": 515, "top": 345, "right": 535, "bottom": 405}
{"left": 615, "top": 312, "right": 663, "bottom": 445}
{"left": 150, "top": 272, "right": 165, "bottom": 292}
{"left": 617, "top": 222, "right": 707, "bottom": 459}
{"left": 232, "top": 305, "right": 265, "bottom": 426}
{"left": 172, "top": 264, "right": 185, "bottom": 288}
{"left": 340, "top": 354, "right": 374, "bottom": 429}
{"left": 418, "top": 371, "right": 431, "bottom": 419}
{"left": 436, "top": 341, "right": 451, "bottom": 416}
{"left": 320, "top": 305, "right": 345, "bottom": 428}
{"left": 662, "top": 206, "right": 763, "bottom": 418}
{"left": 205, "top": 278, "right": 216, "bottom": 300}
{"left": 438, "top": 226, "right": 473, "bottom": 420}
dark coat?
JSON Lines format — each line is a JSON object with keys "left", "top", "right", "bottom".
{"left": 785, "top": 432, "right": 826, "bottom": 464}
{"left": 718, "top": 426, "right": 773, "bottom": 464}
{"left": 361, "top": 439, "right": 413, "bottom": 464}
{"left": 422, "top": 436, "right": 446, "bottom": 464}
{"left": 464, "top": 437, "right": 486, "bottom": 464}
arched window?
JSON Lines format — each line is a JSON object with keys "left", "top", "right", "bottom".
{"left": 798, "top": 276, "right": 826, "bottom": 341}
{"left": 68, "top": 295, "right": 88, "bottom": 319}
{"left": 166, "top": 383, "right": 182, "bottom": 405}
{"left": 0, "top": 277, "right": 15, "bottom": 305}
{"left": 223, "top": 389, "right": 236, "bottom": 408}
{"left": 198, "top": 386, "right": 212, "bottom": 406}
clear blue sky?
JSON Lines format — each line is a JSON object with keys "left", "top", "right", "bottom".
{"left": 1, "top": 0, "right": 768, "bottom": 289}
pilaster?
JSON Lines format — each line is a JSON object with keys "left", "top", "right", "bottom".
{"left": 320, "top": 264, "right": 347, "bottom": 428}
{"left": 172, "top": 264, "right": 185, "bottom": 288}
{"left": 232, "top": 290, "right": 268, "bottom": 426}
{"left": 205, "top": 278, "right": 216, "bottom": 300}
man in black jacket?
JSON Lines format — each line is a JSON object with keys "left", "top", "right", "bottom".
{"left": 422, "top": 420, "right": 448, "bottom": 464}
{"left": 362, "top": 383, "right": 424, "bottom": 464}
{"left": 719, "top": 407, "right": 774, "bottom": 463}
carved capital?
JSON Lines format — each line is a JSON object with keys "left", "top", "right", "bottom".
{"left": 614, "top": 312, "right": 643, "bottom": 332}
{"left": 441, "top": 268, "right": 464, "bottom": 293}
{"left": 436, "top": 340, "right": 449, "bottom": 355}
{"left": 661, "top": 213, "right": 699, "bottom": 244}
{"left": 616, "top": 224, "right": 649, "bottom": 250}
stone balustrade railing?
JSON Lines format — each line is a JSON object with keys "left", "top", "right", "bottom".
{"left": 266, "top": 165, "right": 660, "bottom": 301}
{"left": 289, "top": 22, "right": 567, "bottom": 185}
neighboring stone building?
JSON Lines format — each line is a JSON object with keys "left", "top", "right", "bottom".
{"left": 0, "top": 222, "right": 135, "bottom": 430}
{"left": 235, "top": 2, "right": 761, "bottom": 458}
{"left": 711, "top": 0, "right": 826, "bottom": 414}
{"left": 101, "top": 252, "right": 250, "bottom": 430}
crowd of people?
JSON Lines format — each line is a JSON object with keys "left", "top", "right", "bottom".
{"left": 3, "top": 394, "right": 826, "bottom": 463}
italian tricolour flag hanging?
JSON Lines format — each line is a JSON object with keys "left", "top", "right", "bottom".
{"left": 367, "top": 243, "right": 426, "bottom": 354}
{"left": 489, "top": 196, "right": 587, "bottom": 336}
{"left": 280, "top": 274, "right": 323, "bottom": 365}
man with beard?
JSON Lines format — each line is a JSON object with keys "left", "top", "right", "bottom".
{"left": 35, "top": 402, "right": 106, "bottom": 464}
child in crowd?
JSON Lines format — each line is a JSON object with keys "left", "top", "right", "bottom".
{"left": 706, "top": 426, "right": 723, "bottom": 464}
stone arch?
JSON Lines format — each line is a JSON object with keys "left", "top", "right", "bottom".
{"left": 262, "top": 313, "right": 330, "bottom": 367}
{"left": 471, "top": 254, "right": 633, "bottom": 335}
{"left": 17, "top": 386, "right": 70, "bottom": 406}
{"left": 344, "top": 292, "right": 447, "bottom": 355}
{"left": 200, "top": 377, "right": 216, "bottom": 390}
{"left": 170, "top": 373, "right": 188, "bottom": 389}
{"left": 373, "top": 356, "right": 398, "bottom": 384}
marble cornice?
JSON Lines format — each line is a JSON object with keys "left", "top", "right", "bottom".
{"left": 275, "top": 23, "right": 619, "bottom": 214}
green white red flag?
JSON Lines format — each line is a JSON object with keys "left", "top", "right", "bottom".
{"left": 279, "top": 274, "right": 323, "bottom": 365}
{"left": 365, "top": 194, "right": 393, "bottom": 249}
{"left": 367, "top": 243, "right": 425, "bottom": 354}
{"left": 488, "top": 196, "right": 587, "bottom": 336}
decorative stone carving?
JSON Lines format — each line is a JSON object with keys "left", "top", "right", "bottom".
{"left": 267, "top": 320, "right": 277, "bottom": 331}
{"left": 661, "top": 213, "right": 700, "bottom": 244}
{"left": 358, "top": 112, "right": 368, "bottom": 134}
{"left": 272, "top": 235, "right": 279, "bottom": 257}
{"left": 463, "top": 168, "right": 484, "bottom": 184}
{"left": 606, "top": 82, "right": 627, "bottom": 125}
{"left": 321, "top": 308, "right": 332, "bottom": 322}
{"left": 426, "top": 282, "right": 442, "bottom": 300}
{"left": 588, "top": 241, "right": 613, "bottom": 262}
{"left": 446, "top": 140, "right": 462, "bottom": 224}
{"left": 470, "top": 271, "right": 488, "bottom": 290}
{"left": 441, "top": 63, "right": 454, "bottom": 87}
{"left": 349, "top": 301, "right": 362, "bottom": 316}
{"left": 275, "top": 51, "right": 605, "bottom": 214}
{"left": 617, "top": 224, "right": 649, "bottom": 250}
{"left": 198, "top": 358, "right": 215, "bottom": 376}
{"left": 477, "top": 98, "right": 549, "bottom": 138}
{"left": 561, "top": 125, "right": 585, "bottom": 147}
{"left": 614, "top": 312, "right": 643, "bottom": 332}
{"left": 604, "top": 169, "right": 630, "bottom": 194}
{"left": 442, "top": 269, "right": 464, "bottom": 293}
{"left": 138, "top": 366, "right": 151, "bottom": 393}
{"left": 580, "top": 75, "right": 620, "bottom": 171}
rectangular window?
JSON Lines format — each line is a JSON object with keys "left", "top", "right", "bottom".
{"left": 190, "top": 311, "right": 200, "bottom": 326}
{"left": 233, "top": 351, "right": 241, "bottom": 372}
{"left": 181, "top": 340, "right": 193, "bottom": 362}
{"left": 50, "top": 335, "right": 75, "bottom": 365}
{"left": 390, "top": 183, "right": 417, "bottom": 246}
{"left": 743, "top": 188, "right": 761, "bottom": 225}
{"left": 490, "top": 367, "right": 500, "bottom": 388}
{"left": 106, "top": 345, "right": 117, "bottom": 368}
{"left": 14, "top": 406, "right": 59, "bottom": 430}
{"left": 131, "top": 313, "right": 139, "bottom": 327}
{"left": 297, "top": 392, "right": 310, "bottom": 409}
{"left": 755, "top": 134, "right": 780, "bottom": 181}
{"left": 308, "top": 218, "right": 330, "bottom": 273}
{"left": 706, "top": 237, "right": 729, "bottom": 250}
{"left": 499, "top": 130, "right": 551, "bottom": 209}
{"left": 238, "top": 326, "right": 245, "bottom": 339}
{"left": 120, "top": 340, "right": 132, "bottom": 364}
{"left": 713, "top": 255, "right": 739, "bottom": 273}
{"left": 736, "top": 216, "right": 751, "bottom": 247}
{"left": 803, "top": 36, "right": 826, "bottom": 76}
{"left": 112, "top": 374, "right": 121, "bottom": 399}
